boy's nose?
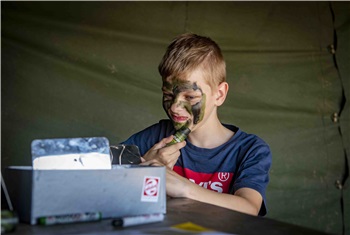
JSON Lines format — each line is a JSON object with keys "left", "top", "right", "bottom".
{"left": 170, "top": 99, "right": 183, "bottom": 113}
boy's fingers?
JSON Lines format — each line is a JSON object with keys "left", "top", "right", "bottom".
{"left": 139, "top": 159, "right": 164, "bottom": 167}
{"left": 153, "top": 136, "right": 174, "bottom": 150}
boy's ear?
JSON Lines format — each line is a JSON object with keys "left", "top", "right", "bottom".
{"left": 215, "top": 82, "right": 229, "bottom": 106}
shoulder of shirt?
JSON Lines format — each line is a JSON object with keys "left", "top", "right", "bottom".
{"left": 134, "top": 119, "right": 174, "bottom": 138}
{"left": 158, "top": 119, "right": 172, "bottom": 126}
{"left": 121, "top": 119, "right": 173, "bottom": 147}
{"left": 224, "top": 123, "right": 270, "bottom": 149}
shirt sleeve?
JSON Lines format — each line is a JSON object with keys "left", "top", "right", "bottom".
{"left": 233, "top": 139, "right": 272, "bottom": 216}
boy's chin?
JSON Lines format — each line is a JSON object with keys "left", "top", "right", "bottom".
{"left": 173, "top": 122, "right": 186, "bottom": 130}
{"left": 172, "top": 122, "right": 188, "bottom": 130}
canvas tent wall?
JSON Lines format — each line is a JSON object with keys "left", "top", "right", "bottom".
{"left": 1, "top": 2, "right": 349, "bottom": 234}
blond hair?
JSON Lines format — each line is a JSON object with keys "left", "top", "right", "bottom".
{"left": 158, "top": 33, "right": 226, "bottom": 89}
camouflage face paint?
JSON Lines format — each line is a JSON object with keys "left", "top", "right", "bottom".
{"left": 192, "top": 93, "right": 206, "bottom": 124}
{"left": 162, "top": 78, "right": 206, "bottom": 130}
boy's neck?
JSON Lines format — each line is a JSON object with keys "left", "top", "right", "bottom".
{"left": 187, "top": 118, "right": 234, "bottom": 149}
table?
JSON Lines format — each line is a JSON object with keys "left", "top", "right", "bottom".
{"left": 11, "top": 198, "right": 329, "bottom": 235}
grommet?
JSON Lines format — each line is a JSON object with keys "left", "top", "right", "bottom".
{"left": 335, "top": 180, "right": 343, "bottom": 190}
{"left": 327, "top": 44, "right": 336, "bottom": 54}
{"left": 331, "top": 112, "right": 339, "bottom": 123}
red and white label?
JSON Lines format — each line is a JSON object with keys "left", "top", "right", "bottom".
{"left": 141, "top": 176, "right": 160, "bottom": 202}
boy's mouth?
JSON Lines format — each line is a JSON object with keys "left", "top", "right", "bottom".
{"left": 171, "top": 114, "right": 188, "bottom": 123}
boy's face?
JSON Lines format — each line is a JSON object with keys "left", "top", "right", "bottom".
{"left": 162, "top": 69, "right": 214, "bottom": 131}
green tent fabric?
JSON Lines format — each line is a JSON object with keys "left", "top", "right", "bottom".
{"left": 1, "top": 2, "right": 349, "bottom": 234}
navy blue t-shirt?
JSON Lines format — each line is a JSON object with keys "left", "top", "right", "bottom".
{"left": 122, "top": 119, "right": 272, "bottom": 216}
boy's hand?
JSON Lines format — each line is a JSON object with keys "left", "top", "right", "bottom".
{"left": 139, "top": 160, "right": 189, "bottom": 198}
{"left": 164, "top": 167, "right": 191, "bottom": 198}
{"left": 141, "top": 136, "right": 186, "bottom": 169}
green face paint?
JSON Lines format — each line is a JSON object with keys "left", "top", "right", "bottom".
{"left": 162, "top": 79, "right": 206, "bottom": 130}
{"left": 192, "top": 94, "right": 206, "bottom": 124}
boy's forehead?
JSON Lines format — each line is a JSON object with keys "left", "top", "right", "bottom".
{"left": 162, "top": 78, "right": 198, "bottom": 91}
{"left": 162, "top": 72, "right": 206, "bottom": 91}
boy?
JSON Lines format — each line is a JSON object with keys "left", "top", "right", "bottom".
{"left": 122, "top": 33, "right": 272, "bottom": 216}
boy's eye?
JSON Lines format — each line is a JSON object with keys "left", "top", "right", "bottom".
{"left": 185, "top": 95, "right": 202, "bottom": 105}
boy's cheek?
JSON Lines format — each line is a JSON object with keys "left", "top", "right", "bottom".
{"left": 163, "top": 100, "right": 172, "bottom": 111}
{"left": 191, "top": 94, "right": 206, "bottom": 125}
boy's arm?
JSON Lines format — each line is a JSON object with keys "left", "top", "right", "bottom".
{"left": 166, "top": 168, "right": 262, "bottom": 216}
{"left": 140, "top": 138, "right": 264, "bottom": 215}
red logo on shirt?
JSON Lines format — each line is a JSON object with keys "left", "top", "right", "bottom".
{"left": 173, "top": 166, "right": 233, "bottom": 193}
{"left": 218, "top": 172, "right": 230, "bottom": 182}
